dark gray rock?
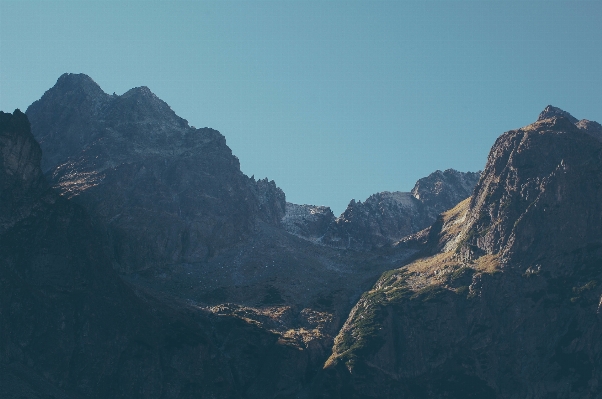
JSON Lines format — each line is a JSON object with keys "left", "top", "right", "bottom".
{"left": 576, "top": 119, "right": 602, "bottom": 141}
{"left": 0, "top": 109, "right": 47, "bottom": 232}
{"left": 250, "top": 176, "right": 286, "bottom": 225}
{"left": 281, "top": 202, "right": 335, "bottom": 241}
{"left": 411, "top": 168, "right": 481, "bottom": 221}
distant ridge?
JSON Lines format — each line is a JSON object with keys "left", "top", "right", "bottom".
{"left": 285, "top": 169, "right": 480, "bottom": 250}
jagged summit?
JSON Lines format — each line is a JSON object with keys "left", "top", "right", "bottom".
{"left": 535, "top": 105, "right": 602, "bottom": 142}
{"left": 55, "top": 72, "right": 100, "bottom": 87}
{"left": 53, "top": 72, "right": 106, "bottom": 99}
{"left": 121, "top": 85, "right": 160, "bottom": 100}
{"left": 26, "top": 73, "right": 197, "bottom": 172}
{"left": 110, "top": 84, "right": 185, "bottom": 128}
{"left": 537, "top": 105, "right": 579, "bottom": 123}
{"left": 52, "top": 74, "right": 162, "bottom": 106}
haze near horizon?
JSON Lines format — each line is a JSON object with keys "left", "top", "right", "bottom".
{"left": 1, "top": 0, "right": 600, "bottom": 214}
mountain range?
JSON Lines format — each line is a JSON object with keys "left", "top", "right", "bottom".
{"left": 1, "top": 74, "right": 601, "bottom": 398}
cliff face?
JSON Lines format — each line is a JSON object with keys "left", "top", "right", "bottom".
{"left": 26, "top": 73, "right": 284, "bottom": 273}
{"left": 0, "top": 110, "right": 47, "bottom": 232}
{"left": 411, "top": 169, "right": 481, "bottom": 223}
{"left": 457, "top": 113, "right": 602, "bottom": 265}
{"left": 318, "top": 170, "right": 480, "bottom": 250}
{"left": 318, "top": 108, "right": 602, "bottom": 399}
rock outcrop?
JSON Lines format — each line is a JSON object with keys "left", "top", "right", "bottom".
{"left": 317, "top": 108, "right": 602, "bottom": 398}
{"left": 540, "top": 104, "right": 602, "bottom": 142}
{"left": 26, "top": 73, "right": 284, "bottom": 272}
{"left": 281, "top": 203, "right": 336, "bottom": 241}
{"left": 250, "top": 176, "right": 286, "bottom": 225}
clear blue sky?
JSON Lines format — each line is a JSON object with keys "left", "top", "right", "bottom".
{"left": 1, "top": 1, "right": 600, "bottom": 215}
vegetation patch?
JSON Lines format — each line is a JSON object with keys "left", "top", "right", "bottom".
{"left": 384, "top": 286, "right": 412, "bottom": 302}
{"left": 455, "top": 285, "right": 469, "bottom": 295}
{"left": 378, "top": 268, "right": 405, "bottom": 288}
{"left": 410, "top": 284, "right": 446, "bottom": 302}
{"left": 329, "top": 300, "right": 386, "bottom": 368}
{"left": 450, "top": 266, "right": 469, "bottom": 281}
{"left": 471, "top": 254, "right": 500, "bottom": 274}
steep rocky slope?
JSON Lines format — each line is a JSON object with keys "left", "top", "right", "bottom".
{"left": 317, "top": 108, "right": 602, "bottom": 398}
{"left": 23, "top": 74, "right": 429, "bottom": 326}
{"left": 0, "top": 110, "right": 321, "bottom": 399}
{"left": 319, "top": 169, "right": 480, "bottom": 250}
{"left": 26, "top": 73, "right": 285, "bottom": 273}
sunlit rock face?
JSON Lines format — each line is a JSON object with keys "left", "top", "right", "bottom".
{"left": 26, "top": 73, "right": 285, "bottom": 272}
{"left": 316, "top": 107, "right": 602, "bottom": 399}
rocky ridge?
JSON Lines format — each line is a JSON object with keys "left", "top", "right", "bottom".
{"left": 317, "top": 107, "right": 602, "bottom": 398}
{"left": 316, "top": 169, "right": 480, "bottom": 250}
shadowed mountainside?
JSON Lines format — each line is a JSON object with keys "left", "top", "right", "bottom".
{"left": 0, "top": 110, "right": 323, "bottom": 399}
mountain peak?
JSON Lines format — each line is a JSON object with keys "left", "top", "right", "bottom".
{"left": 537, "top": 105, "right": 578, "bottom": 123}
{"left": 53, "top": 73, "right": 105, "bottom": 97}
{"left": 122, "top": 85, "right": 155, "bottom": 98}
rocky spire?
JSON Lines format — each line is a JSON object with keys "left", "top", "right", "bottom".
{"left": 537, "top": 105, "right": 578, "bottom": 123}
